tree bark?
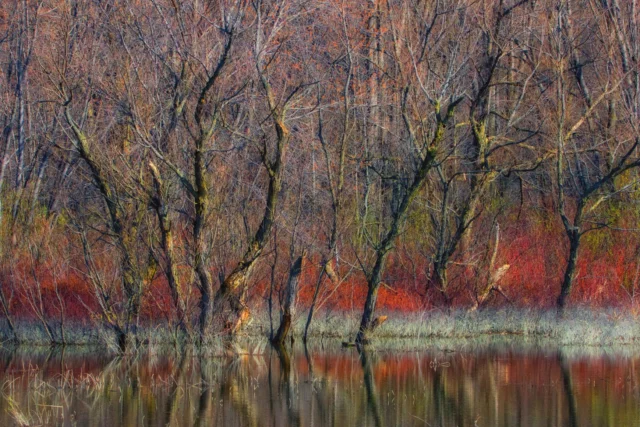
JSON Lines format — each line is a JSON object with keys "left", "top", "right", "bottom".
{"left": 557, "top": 229, "right": 581, "bottom": 313}
{"left": 212, "top": 90, "right": 288, "bottom": 335}
{"left": 272, "top": 255, "right": 304, "bottom": 346}
{"left": 64, "top": 104, "right": 143, "bottom": 351}
{"left": 355, "top": 99, "right": 460, "bottom": 345}
{"left": 149, "top": 162, "right": 189, "bottom": 336}
{"left": 557, "top": 193, "right": 585, "bottom": 313}
{"left": 194, "top": 136, "right": 214, "bottom": 342}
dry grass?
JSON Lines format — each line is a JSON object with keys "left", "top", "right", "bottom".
{"left": 2, "top": 307, "right": 640, "bottom": 350}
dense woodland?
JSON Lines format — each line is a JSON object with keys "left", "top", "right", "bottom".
{"left": 0, "top": 0, "right": 640, "bottom": 349}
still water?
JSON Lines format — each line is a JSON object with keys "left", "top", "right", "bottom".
{"left": 0, "top": 341, "right": 638, "bottom": 426}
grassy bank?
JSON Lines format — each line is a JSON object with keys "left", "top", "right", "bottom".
{"left": 1, "top": 307, "right": 639, "bottom": 349}
{"left": 286, "top": 308, "right": 640, "bottom": 346}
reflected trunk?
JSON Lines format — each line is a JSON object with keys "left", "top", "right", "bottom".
{"left": 164, "top": 350, "right": 188, "bottom": 426}
{"left": 194, "top": 356, "right": 212, "bottom": 427}
{"left": 359, "top": 349, "right": 383, "bottom": 427}
{"left": 559, "top": 353, "right": 578, "bottom": 427}
{"left": 275, "top": 345, "right": 301, "bottom": 427}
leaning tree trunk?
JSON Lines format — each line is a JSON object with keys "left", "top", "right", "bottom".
{"left": 272, "top": 255, "right": 304, "bottom": 347}
{"left": 354, "top": 98, "right": 459, "bottom": 345}
{"left": 557, "top": 198, "right": 584, "bottom": 314}
{"left": 212, "top": 157, "right": 285, "bottom": 335}
{"left": 557, "top": 229, "right": 581, "bottom": 313}
{"left": 65, "top": 105, "right": 144, "bottom": 352}
{"left": 356, "top": 254, "right": 387, "bottom": 345}
{"left": 211, "top": 23, "right": 293, "bottom": 336}
{"left": 303, "top": 258, "right": 338, "bottom": 342}
{"left": 470, "top": 224, "right": 510, "bottom": 312}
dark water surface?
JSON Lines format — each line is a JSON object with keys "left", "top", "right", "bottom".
{"left": 0, "top": 341, "right": 638, "bottom": 426}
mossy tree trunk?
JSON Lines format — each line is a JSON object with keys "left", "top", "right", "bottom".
{"left": 149, "top": 162, "right": 189, "bottom": 336}
{"left": 64, "top": 103, "right": 144, "bottom": 352}
{"left": 355, "top": 98, "right": 460, "bottom": 345}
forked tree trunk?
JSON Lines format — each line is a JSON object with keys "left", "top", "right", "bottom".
{"left": 303, "top": 258, "right": 338, "bottom": 342}
{"left": 210, "top": 12, "right": 294, "bottom": 336}
{"left": 272, "top": 255, "right": 304, "bottom": 346}
{"left": 149, "top": 162, "right": 189, "bottom": 336}
{"left": 211, "top": 119, "right": 287, "bottom": 335}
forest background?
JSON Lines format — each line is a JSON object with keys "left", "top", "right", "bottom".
{"left": 1, "top": 0, "right": 639, "bottom": 349}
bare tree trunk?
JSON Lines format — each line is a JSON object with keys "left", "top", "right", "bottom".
{"left": 272, "top": 255, "right": 304, "bottom": 346}
{"left": 430, "top": 262, "right": 451, "bottom": 306}
{"left": 303, "top": 258, "right": 335, "bottom": 342}
{"left": 54, "top": 284, "right": 66, "bottom": 346}
{"left": 356, "top": 252, "right": 386, "bottom": 345}
{"left": 0, "top": 125, "right": 10, "bottom": 225}
{"left": 557, "top": 228, "right": 581, "bottom": 313}
{"left": 14, "top": 67, "right": 26, "bottom": 196}
{"left": 193, "top": 134, "right": 214, "bottom": 342}
{"left": 149, "top": 162, "right": 189, "bottom": 336}
{"left": 304, "top": 51, "right": 351, "bottom": 340}
{"left": 268, "top": 228, "right": 279, "bottom": 340}
{"left": 212, "top": 71, "right": 289, "bottom": 335}
{"left": 212, "top": 155, "right": 284, "bottom": 327}
{"left": 29, "top": 147, "right": 50, "bottom": 219}
{"left": 355, "top": 99, "right": 460, "bottom": 345}
{"left": 64, "top": 104, "right": 144, "bottom": 351}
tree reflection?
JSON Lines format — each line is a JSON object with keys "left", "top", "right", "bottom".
{"left": 559, "top": 353, "right": 578, "bottom": 427}
{"left": 218, "top": 356, "right": 261, "bottom": 426}
{"left": 0, "top": 345, "right": 637, "bottom": 426}
{"left": 274, "top": 344, "right": 301, "bottom": 427}
{"left": 164, "top": 350, "right": 188, "bottom": 426}
{"left": 358, "top": 348, "right": 383, "bottom": 427}
{"left": 194, "top": 355, "right": 211, "bottom": 427}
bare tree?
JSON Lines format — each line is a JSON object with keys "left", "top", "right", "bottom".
{"left": 551, "top": 0, "right": 640, "bottom": 312}
{"left": 211, "top": 0, "right": 311, "bottom": 338}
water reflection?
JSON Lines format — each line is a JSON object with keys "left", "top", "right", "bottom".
{"left": 0, "top": 342, "right": 638, "bottom": 426}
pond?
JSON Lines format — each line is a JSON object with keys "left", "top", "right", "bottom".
{"left": 0, "top": 340, "right": 638, "bottom": 426}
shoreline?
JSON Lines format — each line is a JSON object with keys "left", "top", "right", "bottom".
{"left": 1, "top": 307, "right": 639, "bottom": 350}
